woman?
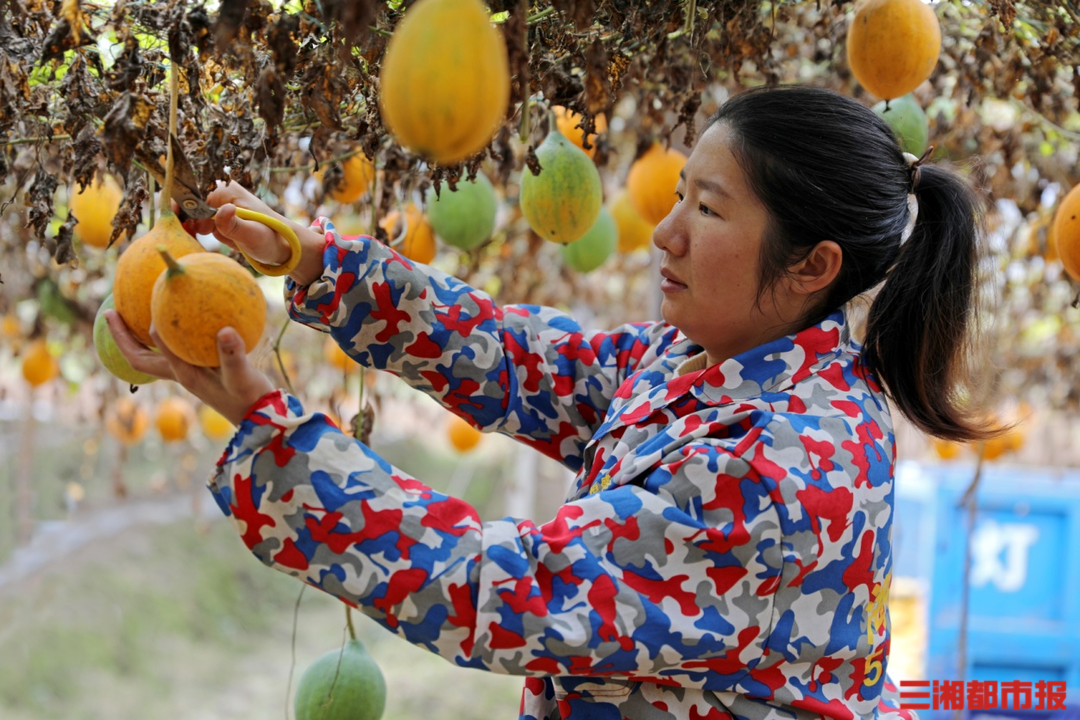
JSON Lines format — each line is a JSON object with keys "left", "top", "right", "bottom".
{"left": 109, "top": 85, "right": 992, "bottom": 719}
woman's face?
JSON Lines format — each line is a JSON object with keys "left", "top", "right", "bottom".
{"left": 653, "top": 122, "right": 783, "bottom": 365}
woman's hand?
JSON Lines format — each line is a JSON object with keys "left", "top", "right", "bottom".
{"left": 187, "top": 180, "right": 328, "bottom": 287}
{"left": 105, "top": 309, "right": 276, "bottom": 426}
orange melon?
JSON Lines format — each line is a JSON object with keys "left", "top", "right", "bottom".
{"left": 21, "top": 339, "right": 59, "bottom": 387}
{"left": 553, "top": 106, "right": 607, "bottom": 159}
{"left": 113, "top": 213, "right": 205, "bottom": 347}
{"left": 448, "top": 415, "right": 482, "bottom": 453}
{"left": 324, "top": 336, "right": 353, "bottom": 372}
{"left": 198, "top": 404, "right": 235, "bottom": 442}
{"left": 379, "top": 0, "right": 510, "bottom": 164}
{"left": 626, "top": 144, "right": 687, "bottom": 226}
{"left": 611, "top": 191, "right": 655, "bottom": 253}
{"left": 1053, "top": 183, "right": 1080, "bottom": 281}
{"left": 106, "top": 397, "right": 150, "bottom": 446}
{"left": 846, "top": 0, "right": 942, "bottom": 100}
{"left": 150, "top": 249, "right": 267, "bottom": 368}
{"left": 155, "top": 397, "right": 194, "bottom": 443}
{"left": 381, "top": 205, "right": 437, "bottom": 264}
{"left": 318, "top": 153, "right": 376, "bottom": 204}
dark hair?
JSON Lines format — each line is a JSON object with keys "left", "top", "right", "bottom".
{"left": 707, "top": 85, "right": 995, "bottom": 442}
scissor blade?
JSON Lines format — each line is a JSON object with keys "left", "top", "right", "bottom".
{"left": 167, "top": 134, "right": 217, "bottom": 220}
{"left": 134, "top": 136, "right": 216, "bottom": 220}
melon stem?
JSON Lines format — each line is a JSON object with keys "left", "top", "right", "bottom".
{"left": 684, "top": 0, "right": 696, "bottom": 35}
{"left": 157, "top": 245, "right": 184, "bottom": 277}
{"left": 345, "top": 605, "right": 357, "bottom": 641}
{"left": 161, "top": 64, "right": 180, "bottom": 216}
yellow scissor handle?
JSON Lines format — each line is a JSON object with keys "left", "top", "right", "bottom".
{"left": 233, "top": 207, "right": 302, "bottom": 277}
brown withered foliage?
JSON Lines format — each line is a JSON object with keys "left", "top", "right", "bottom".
{"left": 24, "top": 169, "right": 58, "bottom": 240}
{"left": 0, "top": 0, "right": 1078, "bottom": 415}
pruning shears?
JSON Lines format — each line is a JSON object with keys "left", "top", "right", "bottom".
{"left": 135, "top": 135, "right": 301, "bottom": 277}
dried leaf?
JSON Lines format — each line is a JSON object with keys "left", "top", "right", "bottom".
{"left": 59, "top": 55, "right": 99, "bottom": 136}
{"left": 301, "top": 62, "right": 344, "bottom": 131}
{"left": 69, "top": 124, "right": 103, "bottom": 192}
{"left": 504, "top": 2, "right": 530, "bottom": 120}
{"left": 583, "top": 39, "right": 611, "bottom": 115}
{"left": 350, "top": 403, "right": 376, "bottom": 444}
{"left": 110, "top": 171, "right": 148, "bottom": 248}
{"left": 106, "top": 33, "right": 144, "bottom": 91}
{"left": 101, "top": 92, "right": 155, "bottom": 173}
{"left": 60, "top": 0, "right": 90, "bottom": 45}
{"left": 552, "top": 0, "right": 595, "bottom": 32}
{"left": 317, "top": 0, "right": 380, "bottom": 49}
{"left": 215, "top": 0, "right": 250, "bottom": 51}
{"left": 54, "top": 212, "right": 78, "bottom": 265}
{"left": 0, "top": 14, "right": 35, "bottom": 61}
{"left": 255, "top": 66, "right": 286, "bottom": 132}
{"left": 40, "top": 15, "right": 96, "bottom": 64}
{"left": 24, "top": 169, "right": 58, "bottom": 241}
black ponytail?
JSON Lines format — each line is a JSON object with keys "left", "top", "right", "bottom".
{"left": 708, "top": 85, "right": 997, "bottom": 442}
{"left": 861, "top": 164, "right": 996, "bottom": 442}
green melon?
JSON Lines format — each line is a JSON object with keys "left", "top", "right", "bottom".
{"left": 561, "top": 205, "right": 617, "bottom": 273}
{"left": 520, "top": 129, "right": 603, "bottom": 244}
{"left": 294, "top": 639, "right": 386, "bottom": 720}
{"left": 873, "top": 94, "right": 929, "bottom": 157}
{"left": 424, "top": 173, "right": 498, "bottom": 250}
{"left": 94, "top": 294, "right": 157, "bottom": 385}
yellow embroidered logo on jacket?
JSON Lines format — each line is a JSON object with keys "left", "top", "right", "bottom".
{"left": 862, "top": 572, "right": 891, "bottom": 686}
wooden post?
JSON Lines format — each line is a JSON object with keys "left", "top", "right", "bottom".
{"left": 15, "top": 395, "right": 36, "bottom": 545}
{"left": 506, "top": 446, "right": 537, "bottom": 520}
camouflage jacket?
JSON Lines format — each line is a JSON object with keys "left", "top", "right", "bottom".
{"left": 210, "top": 219, "right": 918, "bottom": 720}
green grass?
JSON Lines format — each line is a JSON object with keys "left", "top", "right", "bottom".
{"left": 0, "top": 422, "right": 529, "bottom": 720}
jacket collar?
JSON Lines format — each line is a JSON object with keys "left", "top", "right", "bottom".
{"left": 679, "top": 307, "right": 852, "bottom": 405}
{"left": 591, "top": 309, "right": 853, "bottom": 447}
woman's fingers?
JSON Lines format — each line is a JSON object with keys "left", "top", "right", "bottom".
{"left": 104, "top": 310, "right": 176, "bottom": 381}
{"left": 217, "top": 328, "right": 275, "bottom": 399}
{"left": 205, "top": 180, "right": 268, "bottom": 213}
{"left": 144, "top": 325, "right": 275, "bottom": 425}
{"left": 212, "top": 204, "right": 292, "bottom": 266}
{"left": 148, "top": 325, "right": 213, "bottom": 391}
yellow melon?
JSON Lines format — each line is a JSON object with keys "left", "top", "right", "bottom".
{"left": 379, "top": 0, "right": 510, "bottom": 164}
{"left": 113, "top": 213, "right": 205, "bottom": 347}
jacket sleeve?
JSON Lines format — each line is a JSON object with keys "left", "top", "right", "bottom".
{"left": 283, "top": 219, "right": 679, "bottom": 471}
{"left": 210, "top": 391, "right": 782, "bottom": 688}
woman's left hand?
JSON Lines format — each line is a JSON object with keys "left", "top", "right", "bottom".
{"left": 104, "top": 309, "right": 276, "bottom": 426}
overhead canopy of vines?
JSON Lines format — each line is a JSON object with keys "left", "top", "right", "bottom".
{"left": 1, "top": 0, "right": 1079, "bottom": 409}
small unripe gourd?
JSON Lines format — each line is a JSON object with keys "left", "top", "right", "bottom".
{"left": 94, "top": 294, "right": 157, "bottom": 385}
{"left": 150, "top": 248, "right": 267, "bottom": 367}
{"left": 424, "top": 173, "right": 498, "bottom": 250}
{"left": 520, "top": 129, "right": 603, "bottom": 244}
{"left": 295, "top": 639, "right": 386, "bottom": 720}
{"left": 872, "top": 94, "right": 929, "bottom": 156}
{"left": 561, "top": 205, "right": 617, "bottom": 273}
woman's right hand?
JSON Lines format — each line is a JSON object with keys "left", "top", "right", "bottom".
{"left": 186, "top": 180, "right": 327, "bottom": 286}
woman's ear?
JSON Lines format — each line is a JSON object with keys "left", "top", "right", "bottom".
{"left": 787, "top": 240, "right": 843, "bottom": 295}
